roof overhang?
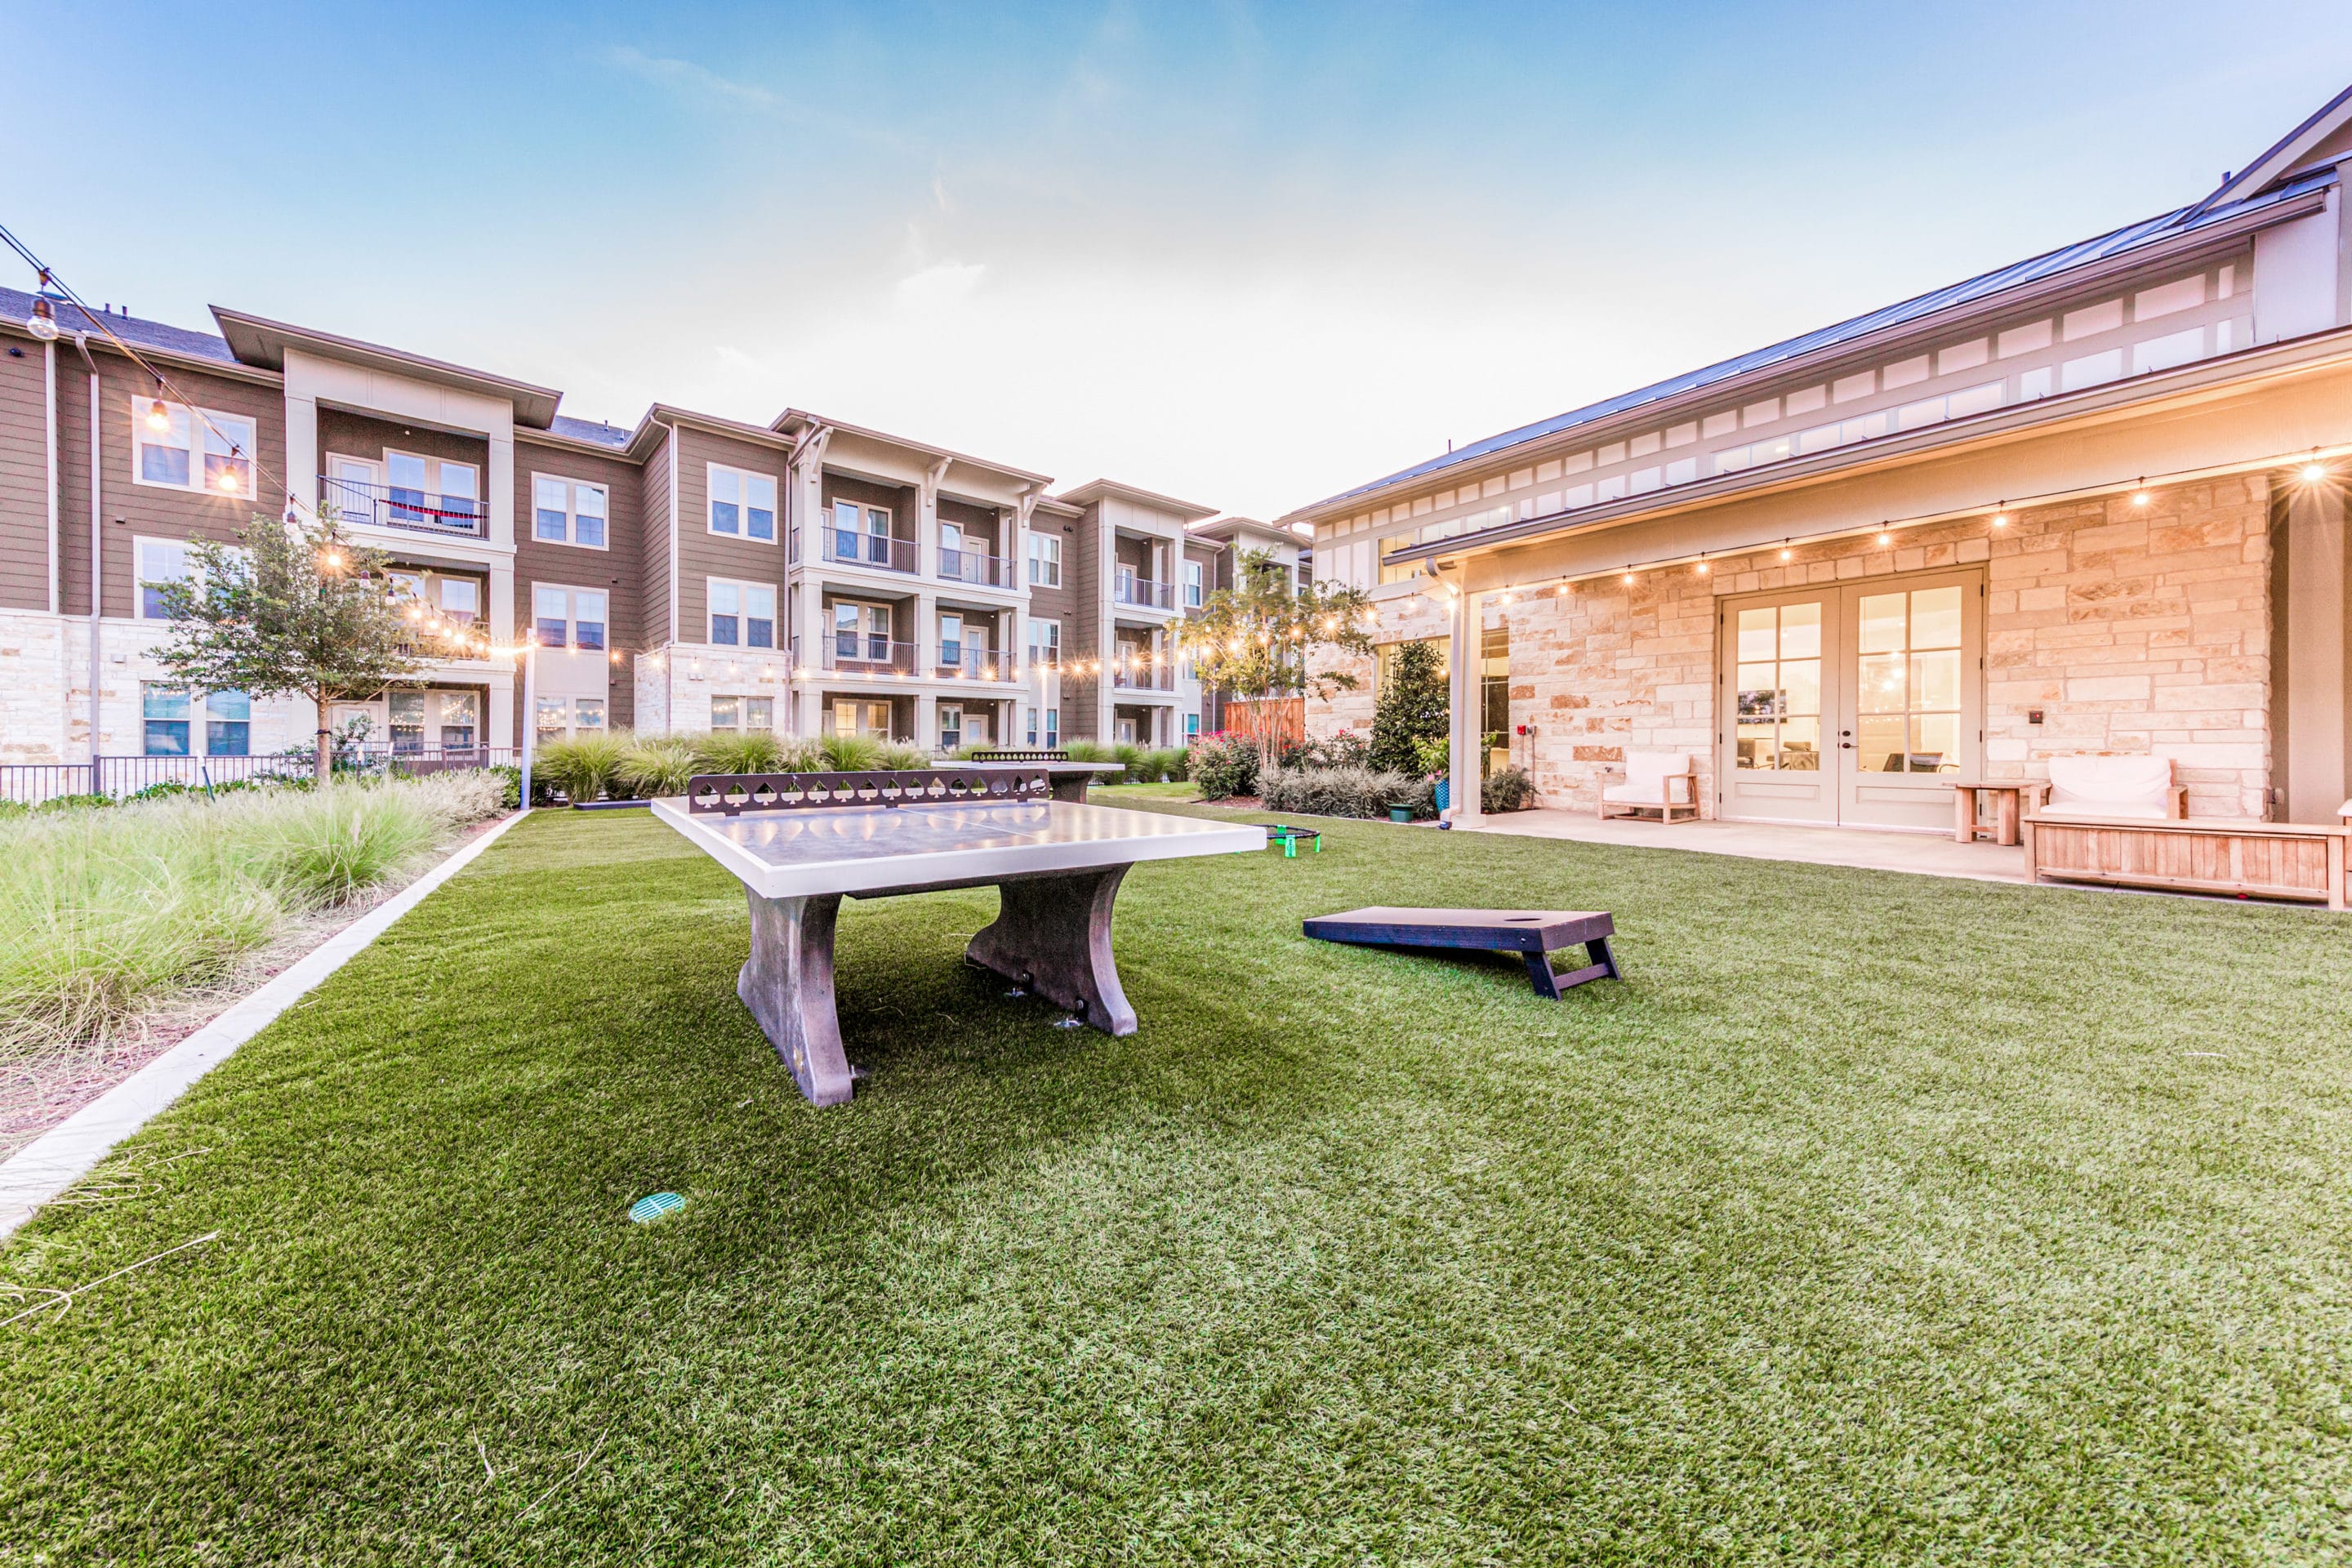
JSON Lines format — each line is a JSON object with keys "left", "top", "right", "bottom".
{"left": 1285, "top": 176, "right": 2332, "bottom": 527}
{"left": 1387, "top": 322, "right": 2352, "bottom": 577}
{"left": 773, "top": 408, "right": 1052, "bottom": 491}
{"left": 2190, "top": 81, "right": 2352, "bottom": 218}
{"left": 212, "top": 307, "right": 564, "bottom": 429}
{"left": 1056, "top": 479, "right": 1220, "bottom": 521}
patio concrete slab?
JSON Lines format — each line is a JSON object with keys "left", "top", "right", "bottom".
{"left": 1471, "top": 808, "right": 2029, "bottom": 884}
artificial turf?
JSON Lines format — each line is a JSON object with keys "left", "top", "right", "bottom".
{"left": 4, "top": 804, "right": 2350, "bottom": 1564}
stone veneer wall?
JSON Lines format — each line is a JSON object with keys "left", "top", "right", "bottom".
{"left": 1308, "top": 474, "right": 2274, "bottom": 818}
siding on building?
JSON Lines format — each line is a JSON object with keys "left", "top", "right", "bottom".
{"left": 516, "top": 436, "right": 648, "bottom": 731}
{"left": 674, "top": 425, "right": 791, "bottom": 649}
{"left": 0, "top": 344, "right": 52, "bottom": 611}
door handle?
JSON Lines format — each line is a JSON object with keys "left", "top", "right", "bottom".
{"left": 1839, "top": 742, "right": 1855, "bottom": 749}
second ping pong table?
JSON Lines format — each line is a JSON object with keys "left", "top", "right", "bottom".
{"left": 652, "top": 768, "right": 1265, "bottom": 1106}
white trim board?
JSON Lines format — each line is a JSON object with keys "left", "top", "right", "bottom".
{"left": 0, "top": 808, "right": 534, "bottom": 1241}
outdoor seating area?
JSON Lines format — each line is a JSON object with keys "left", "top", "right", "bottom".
{"left": 1596, "top": 751, "right": 1699, "bottom": 824}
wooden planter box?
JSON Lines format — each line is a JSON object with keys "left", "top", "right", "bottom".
{"left": 2024, "top": 813, "right": 2349, "bottom": 910}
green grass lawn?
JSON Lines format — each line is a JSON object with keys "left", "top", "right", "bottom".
{"left": 1093, "top": 779, "right": 1204, "bottom": 803}
{"left": 7, "top": 806, "right": 2352, "bottom": 1565}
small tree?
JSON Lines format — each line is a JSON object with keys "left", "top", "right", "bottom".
{"left": 1370, "top": 637, "right": 1449, "bottom": 776}
{"left": 154, "top": 507, "right": 449, "bottom": 784}
{"left": 1180, "top": 549, "right": 1374, "bottom": 776}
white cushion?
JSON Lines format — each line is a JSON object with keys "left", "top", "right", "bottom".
{"left": 1624, "top": 751, "right": 1690, "bottom": 791}
{"left": 1602, "top": 782, "right": 1666, "bottom": 804}
{"left": 2046, "top": 755, "right": 2172, "bottom": 811}
{"left": 2035, "top": 802, "right": 2171, "bottom": 822}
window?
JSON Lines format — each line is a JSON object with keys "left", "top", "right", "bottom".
{"left": 829, "top": 500, "right": 895, "bottom": 566}
{"left": 439, "top": 577, "right": 479, "bottom": 626}
{"left": 1183, "top": 560, "right": 1205, "bottom": 608}
{"left": 386, "top": 452, "right": 480, "bottom": 527}
{"left": 1185, "top": 712, "right": 1200, "bottom": 741}
{"left": 709, "top": 465, "right": 777, "bottom": 541}
{"left": 1045, "top": 707, "right": 1059, "bottom": 748}
{"left": 391, "top": 692, "right": 428, "bottom": 753}
{"left": 709, "top": 579, "right": 776, "bottom": 648}
{"left": 833, "top": 601, "right": 893, "bottom": 662}
{"left": 712, "top": 695, "right": 775, "bottom": 733}
{"left": 1027, "top": 532, "right": 1062, "bottom": 587}
{"left": 439, "top": 692, "right": 479, "bottom": 751}
{"left": 205, "top": 690, "right": 251, "bottom": 756}
{"left": 132, "top": 399, "right": 255, "bottom": 498}
{"left": 940, "top": 702, "right": 964, "bottom": 751}
{"left": 534, "top": 586, "right": 568, "bottom": 649}
{"left": 535, "top": 697, "right": 568, "bottom": 743}
{"left": 136, "top": 537, "right": 194, "bottom": 620}
{"left": 533, "top": 475, "right": 610, "bottom": 548}
{"left": 142, "top": 684, "right": 190, "bottom": 755}
{"left": 532, "top": 585, "right": 607, "bottom": 651}
{"left": 536, "top": 695, "right": 607, "bottom": 745}
{"left": 1026, "top": 617, "right": 1060, "bottom": 666}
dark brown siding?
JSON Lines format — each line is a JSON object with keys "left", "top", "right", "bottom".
{"left": 56, "top": 352, "right": 287, "bottom": 620}
{"left": 1062, "top": 504, "right": 1103, "bottom": 740}
{"left": 1183, "top": 541, "right": 1221, "bottom": 611}
{"left": 639, "top": 427, "right": 673, "bottom": 644}
{"left": 675, "top": 426, "right": 789, "bottom": 646}
{"left": 820, "top": 474, "right": 918, "bottom": 554}
{"left": 318, "top": 409, "right": 489, "bottom": 477}
{"left": 0, "top": 341, "right": 52, "bottom": 610}
{"left": 516, "top": 437, "right": 647, "bottom": 731}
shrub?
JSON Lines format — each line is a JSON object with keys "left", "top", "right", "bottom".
{"left": 1283, "top": 728, "right": 1371, "bottom": 771}
{"left": 1370, "top": 639, "right": 1449, "bottom": 775}
{"left": 1137, "top": 747, "right": 1185, "bottom": 784}
{"left": 1109, "top": 743, "right": 1144, "bottom": 777}
{"left": 488, "top": 764, "right": 555, "bottom": 809}
{"left": 875, "top": 742, "right": 931, "bottom": 771}
{"left": 619, "top": 736, "right": 702, "bottom": 797}
{"left": 1481, "top": 766, "right": 1535, "bottom": 813}
{"left": 1062, "top": 740, "right": 1113, "bottom": 763}
{"left": 694, "top": 731, "right": 786, "bottom": 776}
{"left": 537, "top": 733, "right": 630, "bottom": 803}
{"left": 34, "top": 794, "right": 112, "bottom": 813}
{"left": 1258, "top": 764, "right": 1415, "bottom": 819}
{"left": 1160, "top": 746, "right": 1190, "bottom": 782}
{"left": 0, "top": 774, "right": 501, "bottom": 1054}
{"left": 818, "top": 733, "right": 885, "bottom": 772}
{"left": 1190, "top": 734, "right": 1259, "bottom": 800}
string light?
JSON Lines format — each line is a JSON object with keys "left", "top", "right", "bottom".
{"left": 1694, "top": 556, "right": 1708, "bottom": 576}
{"left": 2300, "top": 454, "right": 2328, "bottom": 483}
{"left": 146, "top": 395, "right": 172, "bottom": 432}
{"left": 25, "top": 285, "right": 58, "bottom": 342}
{"left": 2131, "top": 479, "right": 2150, "bottom": 506}
{"left": 1876, "top": 530, "right": 1892, "bottom": 546}
{"left": 1779, "top": 541, "right": 1793, "bottom": 562}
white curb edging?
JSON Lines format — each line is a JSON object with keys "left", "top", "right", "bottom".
{"left": 0, "top": 808, "right": 535, "bottom": 1241}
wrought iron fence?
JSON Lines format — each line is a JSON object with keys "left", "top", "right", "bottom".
{"left": 1, "top": 746, "right": 520, "bottom": 806}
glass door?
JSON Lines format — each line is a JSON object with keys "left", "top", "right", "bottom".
{"left": 1723, "top": 596, "right": 1836, "bottom": 824}
{"left": 1718, "top": 571, "right": 1981, "bottom": 829}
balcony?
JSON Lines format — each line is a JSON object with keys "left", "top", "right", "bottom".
{"left": 936, "top": 646, "right": 1012, "bottom": 682}
{"left": 1111, "top": 660, "right": 1175, "bottom": 692}
{"left": 821, "top": 528, "right": 919, "bottom": 576}
{"left": 938, "top": 546, "right": 1017, "bottom": 590}
{"left": 819, "top": 635, "right": 918, "bottom": 675}
{"left": 321, "top": 474, "right": 487, "bottom": 537}
{"left": 1113, "top": 576, "right": 1174, "bottom": 610}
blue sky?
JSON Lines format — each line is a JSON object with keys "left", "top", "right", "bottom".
{"left": 6, "top": 2, "right": 2350, "bottom": 518}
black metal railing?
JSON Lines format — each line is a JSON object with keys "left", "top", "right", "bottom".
{"left": 1, "top": 746, "right": 520, "bottom": 805}
{"left": 322, "top": 474, "right": 489, "bottom": 536}
{"left": 821, "top": 530, "right": 920, "bottom": 574}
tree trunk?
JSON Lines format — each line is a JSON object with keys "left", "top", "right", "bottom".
{"left": 313, "top": 690, "right": 332, "bottom": 786}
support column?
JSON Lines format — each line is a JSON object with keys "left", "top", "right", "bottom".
{"left": 1448, "top": 576, "right": 1481, "bottom": 827}
{"left": 2277, "top": 479, "right": 2351, "bottom": 822}
{"left": 285, "top": 394, "right": 318, "bottom": 514}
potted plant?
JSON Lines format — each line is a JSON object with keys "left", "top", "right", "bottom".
{"left": 1412, "top": 735, "right": 1450, "bottom": 813}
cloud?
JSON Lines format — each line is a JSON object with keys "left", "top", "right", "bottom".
{"left": 895, "top": 261, "right": 987, "bottom": 310}
{"left": 604, "top": 46, "right": 779, "bottom": 112}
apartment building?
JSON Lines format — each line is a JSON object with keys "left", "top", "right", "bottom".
{"left": 0, "top": 293, "right": 1227, "bottom": 773}
{"left": 1178, "top": 515, "right": 1315, "bottom": 737}
{"left": 1291, "top": 82, "right": 2352, "bottom": 831}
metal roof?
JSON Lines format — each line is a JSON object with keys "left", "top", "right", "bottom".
{"left": 546, "top": 414, "right": 636, "bottom": 450}
{"left": 1296, "top": 166, "right": 2341, "bottom": 517}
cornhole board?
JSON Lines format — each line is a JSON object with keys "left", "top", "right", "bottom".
{"left": 1303, "top": 906, "right": 1618, "bottom": 1000}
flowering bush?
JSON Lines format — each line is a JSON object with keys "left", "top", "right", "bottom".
{"left": 1189, "top": 733, "right": 1260, "bottom": 800}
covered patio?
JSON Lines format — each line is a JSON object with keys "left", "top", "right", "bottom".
{"left": 1469, "top": 808, "right": 2027, "bottom": 884}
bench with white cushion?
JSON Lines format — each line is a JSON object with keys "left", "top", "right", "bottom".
{"left": 2031, "top": 755, "right": 2188, "bottom": 822}
{"left": 1599, "top": 751, "right": 1699, "bottom": 823}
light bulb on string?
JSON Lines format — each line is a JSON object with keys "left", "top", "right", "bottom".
{"left": 2131, "top": 479, "right": 2150, "bottom": 506}
{"left": 146, "top": 397, "right": 172, "bottom": 433}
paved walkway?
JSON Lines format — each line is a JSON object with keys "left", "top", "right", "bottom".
{"left": 1469, "top": 809, "right": 2028, "bottom": 884}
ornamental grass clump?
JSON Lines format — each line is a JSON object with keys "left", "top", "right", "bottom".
{"left": 618, "top": 735, "right": 702, "bottom": 798}
{"left": 1258, "top": 764, "right": 1415, "bottom": 819}
{"left": 0, "top": 773, "right": 500, "bottom": 1057}
{"left": 535, "top": 733, "right": 631, "bottom": 803}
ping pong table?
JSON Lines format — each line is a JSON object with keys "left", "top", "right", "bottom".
{"left": 651, "top": 768, "right": 1265, "bottom": 1106}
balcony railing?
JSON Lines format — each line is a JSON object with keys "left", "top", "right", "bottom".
{"left": 938, "top": 546, "right": 1017, "bottom": 590}
{"left": 820, "top": 636, "right": 918, "bottom": 674}
{"left": 936, "top": 647, "right": 1011, "bottom": 681}
{"left": 821, "top": 530, "right": 920, "bottom": 575}
{"left": 1111, "top": 661, "right": 1175, "bottom": 691}
{"left": 1113, "top": 576, "right": 1174, "bottom": 610}
{"left": 321, "top": 474, "right": 488, "bottom": 537}
{"left": 0, "top": 746, "right": 518, "bottom": 805}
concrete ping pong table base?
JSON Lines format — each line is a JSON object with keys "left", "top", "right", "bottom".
{"left": 652, "top": 790, "right": 1264, "bottom": 1106}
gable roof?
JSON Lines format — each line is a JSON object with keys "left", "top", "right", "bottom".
{"left": 1287, "top": 110, "right": 2347, "bottom": 521}
{"left": 0, "top": 286, "right": 240, "bottom": 365}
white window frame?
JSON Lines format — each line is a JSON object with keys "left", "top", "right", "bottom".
{"left": 532, "top": 473, "right": 612, "bottom": 550}
{"left": 385, "top": 449, "right": 481, "bottom": 521}
{"left": 131, "top": 398, "right": 256, "bottom": 500}
{"left": 710, "top": 694, "right": 776, "bottom": 733}
{"left": 1026, "top": 616, "right": 1061, "bottom": 666}
{"left": 1027, "top": 532, "right": 1062, "bottom": 587}
{"left": 134, "top": 536, "right": 196, "bottom": 621}
{"left": 708, "top": 463, "right": 779, "bottom": 541}
{"left": 706, "top": 577, "right": 778, "bottom": 649}
{"left": 1183, "top": 559, "right": 1205, "bottom": 607}
{"left": 532, "top": 583, "right": 609, "bottom": 652}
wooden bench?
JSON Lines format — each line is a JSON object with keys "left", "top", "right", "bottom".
{"left": 2024, "top": 813, "right": 2349, "bottom": 911}
{"left": 1303, "top": 906, "right": 1619, "bottom": 998}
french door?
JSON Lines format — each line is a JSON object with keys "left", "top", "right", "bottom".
{"left": 1717, "top": 570, "right": 1983, "bottom": 831}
